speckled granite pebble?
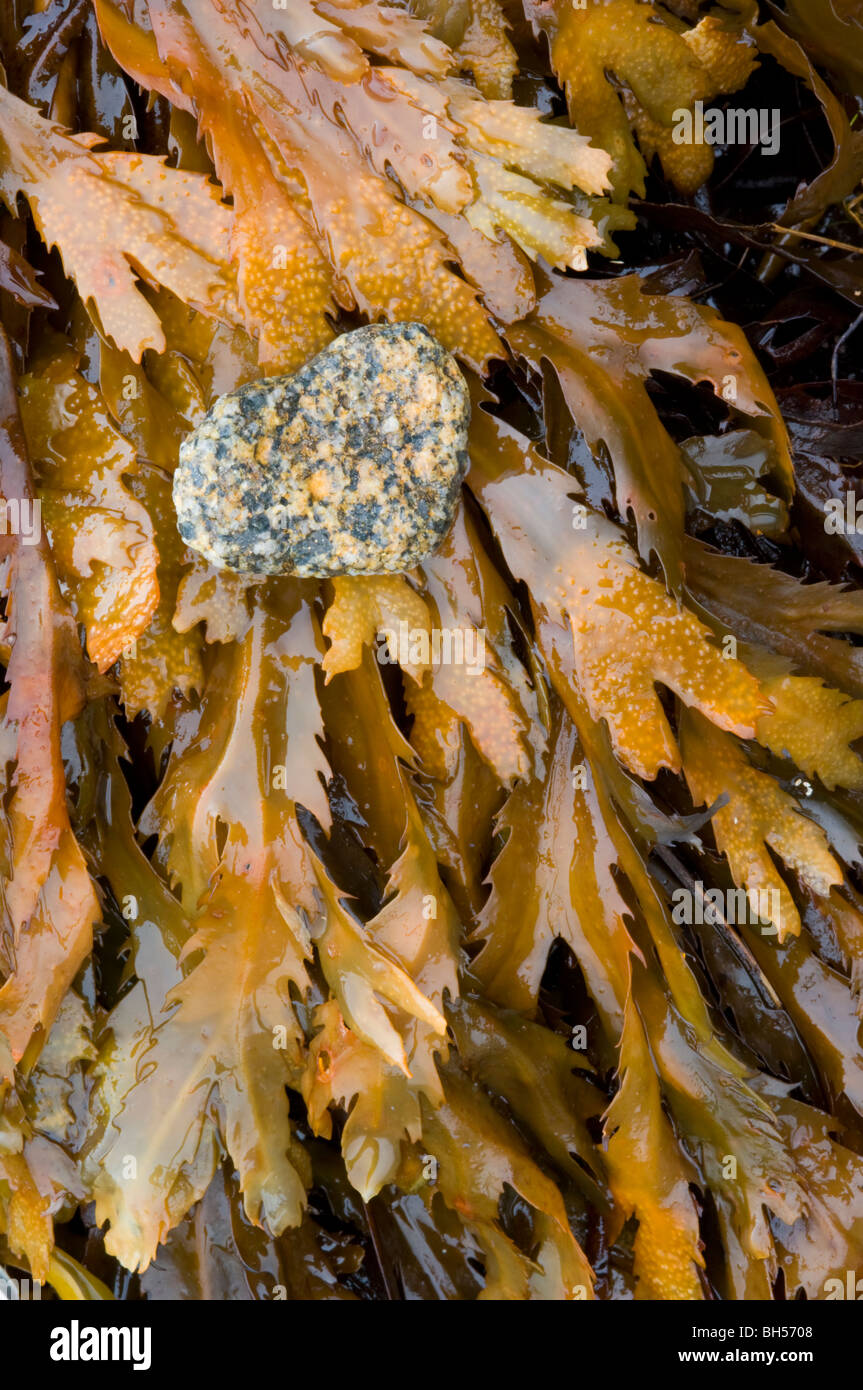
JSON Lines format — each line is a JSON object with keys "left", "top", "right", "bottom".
{"left": 173, "top": 322, "right": 470, "bottom": 577}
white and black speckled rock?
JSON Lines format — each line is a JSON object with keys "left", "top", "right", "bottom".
{"left": 173, "top": 322, "right": 470, "bottom": 577}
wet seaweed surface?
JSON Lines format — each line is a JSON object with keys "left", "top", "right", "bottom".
{"left": 0, "top": 0, "right": 862, "bottom": 1302}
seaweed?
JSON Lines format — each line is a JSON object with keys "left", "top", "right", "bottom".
{"left": 1, "top": 0, "right": 863, "bottom": 1305}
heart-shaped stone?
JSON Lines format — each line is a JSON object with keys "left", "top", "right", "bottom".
{"left": 173, "top": 322, "right": 470, "bottom": 577}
